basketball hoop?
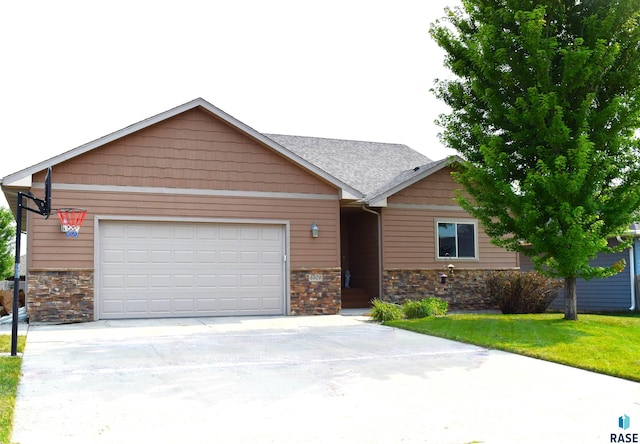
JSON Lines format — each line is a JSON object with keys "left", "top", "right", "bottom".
{"left": 55, "top": 208, "right": 87, "bottom": 238}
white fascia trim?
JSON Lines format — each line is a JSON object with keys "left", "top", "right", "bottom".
{"left": 2, "top": 176, "right": 32, "bottom": 188}
{"left": 368, "top": 197, "right": 387, "bottom": 207}
{"left": 340, "top": 189, "right": 361, "bottom": 200}
{"left": 2, "top": 98, "right": 363, "bottom": 200}
{"left": 51, "top": 182, "right": 338, "bottom": 201}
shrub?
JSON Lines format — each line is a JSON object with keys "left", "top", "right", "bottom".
{"left": 486, "top": 271, "right": 562, "bottom": 314}
{"left": 403, "top": 297, "right": 449, "bottom": 319}
{"left": 370, "top": 299, "right": 404, "bottom": 322}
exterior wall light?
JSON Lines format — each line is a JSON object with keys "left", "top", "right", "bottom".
{"left": 311, "top": 222, "right": 319, "bottom": 238}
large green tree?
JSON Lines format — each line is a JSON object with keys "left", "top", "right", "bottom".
{"left": 431, "top": 0, "right": 640, "bottom": 320}
{"left": 0, "top": 207, "right": 16, "bottom": 280}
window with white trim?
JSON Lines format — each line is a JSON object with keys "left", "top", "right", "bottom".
{"left": 436, "top": 220, "right": 478, "bottom": 259}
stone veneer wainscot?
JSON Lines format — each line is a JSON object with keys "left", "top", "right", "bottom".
{"left": 383, "top": 268, "right": 519, "bottom": 311}
{"left": 290, "top": 267, "right": 341, "bottom": 315}
{"left": 27, "top": 269, "right": 94, "bottom": 323}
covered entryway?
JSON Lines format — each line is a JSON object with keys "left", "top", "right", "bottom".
{"left": 98, "top": 220, "right": 286, "bottom": 319}
{"left": 340, "top": 207, "right": 380, "bottom": 308}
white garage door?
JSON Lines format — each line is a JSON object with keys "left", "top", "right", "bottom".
{"left": 98, "top": 220, "right": 285, "bottom": 319}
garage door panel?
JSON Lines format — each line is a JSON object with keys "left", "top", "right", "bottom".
{"left": 150, "top": 275, "right": 172, "bottom": 288}
{"left": 218, "top": 274, "right": 238, "bottom": 287}
{"left": 241, "top": 297, "right": 260, "bottom": 310}
{"left": 195, "top": 275, "right": 216, "bottom": 287}
{"left": 195, "top": 226, "right": 217, "bottom": 239}
{"left": 196, "top": 298, "right": 217, "bottom": 311}
{"left": 174, "top": 299, "right": 194, "bottom": 312}
{"left": 103, "top": 249, "right": 125, "bottom": 263}
{"left": 218, "top": 298, "right": 239, "bottom": 311}
{"left": 173, "top": 275, "right": 194, "bottom": 288}
{"left": 150, "top": 225, "right": 172, "bottom": 239}
{"left": 262, "top": 251, "right": 282, "bottom": 264}
{"left": 240, "top": 251, "right": 259, "bottom": 264}
{"left": 261, "top": 227, "right": 282, "bottom": 240}
{"left": 262, "top": 274, "right": 283, "bottom": 287}
{"left": 219, "top": 226, "right": 240, "bottom": 240}
{"left": 103, "top": 223, "right": 126, "bottom": 238}
{"left": 219, "top": 251, "right": 239, "bottom": 263}
{"left": 151, "top": 250, "right": 172, "bottom": 263}
{"left": 126, "top": 275, "right": 148, "bottom": 288}
{"left": 241, "top": 227, "right": 260, "bottom": 240}
{"left": 102, "top": 275, "right": 124, "bottom": 288}
{"left": 99, "top": 221, "right": 285, "bottom": 319}
{"left": 149, "top": 298, "right": 171, "bottom": 313}
{"left": 102, "top": 299, "right": 124, "bottom": 314}
{"left": 261, "top": 296, "right": 283, "bottom": 310}
{"left": 127, "top": 250, "right": 148, "bottom": 263}
{"left": 127, "top": 225, "right": 149, "bottom": 238}
{"left": 175, "top": 225, "right": 196, "bottom": 239}
{"left": 196, "top": 251, "right": 217, "bottom": 263}
{"left": 127, "top": 299, "right": 149, "bottom": 313}
{"left": 241, "top": 274, "right": 259, "bottom": 286}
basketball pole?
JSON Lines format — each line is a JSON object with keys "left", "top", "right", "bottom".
{"left": 11, "top": 188, "right": 50, "bottom": 356}
{"left": 10, "top": 193, "right": 23, "bottom": 356}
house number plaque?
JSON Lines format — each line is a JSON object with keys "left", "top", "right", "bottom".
{"left": 308, "top": 274, "right": 323, "bottom": 282}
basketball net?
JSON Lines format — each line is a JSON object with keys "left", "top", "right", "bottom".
{"left": 56, "top": 209, "right": 87, "bottom": 238}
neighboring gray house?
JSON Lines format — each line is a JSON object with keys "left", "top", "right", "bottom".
{"left": 520, "top": 226, "right": 640, "bottom": 312}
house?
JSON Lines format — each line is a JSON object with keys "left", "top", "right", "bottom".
{"left": 520, "top": 227, "right": 639, "bottom": 312}
{"left": 1, "top": 98, "right": 518, "bottom": 323}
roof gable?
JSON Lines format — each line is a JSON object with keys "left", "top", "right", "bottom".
{"left": 1, "top": 98, "right": 363, "bottom": 200}
{"left": 365, "top": 156, "right": 463, "bottom": 206}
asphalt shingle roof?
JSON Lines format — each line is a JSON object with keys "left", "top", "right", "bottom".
{"left": 265, "top": 134, "right": 433, "bottom": 197}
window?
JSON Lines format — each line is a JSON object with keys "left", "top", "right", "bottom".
{"left": 437, "top": 220, "right": 477, "bottom": 259}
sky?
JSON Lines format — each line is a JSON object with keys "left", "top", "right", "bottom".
{"left": 0, "top": 0, "right": 461, "bottom": 209}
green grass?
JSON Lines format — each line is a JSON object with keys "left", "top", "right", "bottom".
{"left": 388, "top": 313, "right": 640, "bottom": 382}
{"left": 0, "top": 335, "right": 26, "bottom": 444}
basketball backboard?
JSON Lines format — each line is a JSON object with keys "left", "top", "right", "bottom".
{"left": 43, "top": 167, "right": 52, "bottom": 219}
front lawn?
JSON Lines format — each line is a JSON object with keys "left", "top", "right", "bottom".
{"left": 0, "top": 335, "right": 25, "bottom": 444}
{"left": 388, "top": 313, "right": 640, "bottom": 382}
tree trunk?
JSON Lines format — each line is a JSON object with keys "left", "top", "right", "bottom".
{"left": 564, "top": 277, "right": 578, "bottom": 321}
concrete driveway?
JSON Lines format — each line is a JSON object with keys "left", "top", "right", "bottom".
{"left": 11, "top": 314, "right": 640, "bottom": 444}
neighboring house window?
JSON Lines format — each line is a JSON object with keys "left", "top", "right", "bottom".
{"left": 436, "top": 220, "right": 478, "bottom": 259}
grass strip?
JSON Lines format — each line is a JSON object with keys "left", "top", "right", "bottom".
{"left": 388, "top": 313, "right": 640, "bottom": 382}
{"left": 0, "top": 335, "right": 26, "bottom": 444}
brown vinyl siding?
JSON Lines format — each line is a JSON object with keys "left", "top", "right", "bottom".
{"left": 381, "top": 207, "right": 515, "bottom": 269}
{"left": 389, "top": 168, "right": 458, "bottom": 206}
{"left": 47, "top": 108, "right": 336, "bottom": 195}
{"left": 27, "top": 107, "right": 341, "bottom": 272}
{"left": 382, "top": 166, "right": 517, "bottom": 269}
